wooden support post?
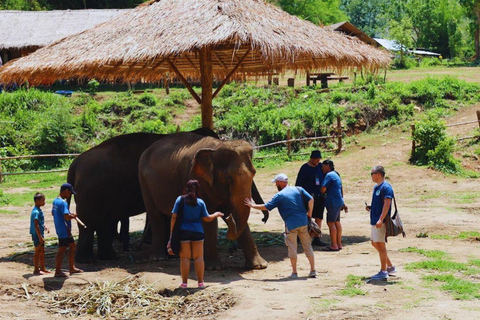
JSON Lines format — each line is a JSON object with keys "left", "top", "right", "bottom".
{"left": 199, "top": 47, "right": 214, "bottom": 129}
{"left": 306, "top": 71, "right": 310, "bottom": 86}
{"left": 477, "top": 110, "right": 480, "bottom": 130}
{"left": 287, "top": 129, "right": 291, "bottom": 157}
{"left": 410, "top": 124, "right": 416, "bottom": 162}
{"left": 287, "top": 78, "right": 295, "bottom": 87}
{"left": 164, "top": 75, "right": 170, "bottom": 95}
{"left": 273, "top": 77, "right": 279, "bottom": 85}
{"left": 336, "top": 116, "right": 342, "bottom": 153}
{"left": 268, "top": 73, "right": 272, "bottom": 86}
{"left": 0, "top": 159, "right": 2, "bottom": 183}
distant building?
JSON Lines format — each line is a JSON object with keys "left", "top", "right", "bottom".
{"left": 327, "top": 21, "right": 379, "bottom": 47}
{"left": 0, "top": 9, "right": 129, "bottom": 65}
{"left": 373, "top": 38, "right": 441, "bottom": 57}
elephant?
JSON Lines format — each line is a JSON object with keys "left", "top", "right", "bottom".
{"left": 68, "top": 128, "right": 268, "bottom": 264}
{"left": 138, "top": 132, "right": 268, "bottom": 270}
{"left": 68, "top": 128, "right": 217, "bottom": 263}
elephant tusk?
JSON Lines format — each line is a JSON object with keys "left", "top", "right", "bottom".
{"left": 223, "top": 214, "right": 237, "bottom": 240}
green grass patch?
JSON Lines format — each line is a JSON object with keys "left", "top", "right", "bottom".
{"left": 451, "top": 193, "right": 480, "bottom": 204}
{"left": 0, "top": 209, "right": 17, "bottom": 214}
{"left": 430, "top": 231, "right": 480, "bottom": 240}
{"left": 406, "top": 259, "right": 470, "bottom": 272}
{"left": 423, "top": 274, "right": 480, "bottom": 300}
{"left": 337, "top": 275, "right": 367, "bottom": 297}
{"left": 419, "top": 191, "right": 446, "bottom": 201}
{"left": 400, "top": 247, "right": 449, "bottom": 259}
{"left": 469, "top": 259, "right": 480, "bottom": 268}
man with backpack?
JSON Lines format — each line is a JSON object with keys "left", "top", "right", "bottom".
{"left": 366, "top": 166, "right": 397, "bottom": 280}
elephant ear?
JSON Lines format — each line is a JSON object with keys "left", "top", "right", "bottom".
{"left": 191, "top": 148, "right": 215, "bottom": 187}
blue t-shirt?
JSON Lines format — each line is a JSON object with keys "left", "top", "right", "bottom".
{"left": 370, "top": 181, "right": 394, "bottom": 225}
{"left": 295, "top": 163, "right": 324, "bottom": 196}
{"left": 172, "top": 196, "right": 209, "bottom": 234}
{"left": 322, "top": 171, "right": 344, "bottom": 211}
{"left": 265, "top": 186, "right": 312, "bottom": 231}
{"left": 30, "top": 207, "right": 45, "bottom": 236}
{"left": 52, "top": 197, "right": 71, "bottom": 239}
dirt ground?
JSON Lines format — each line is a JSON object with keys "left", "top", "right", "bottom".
{"left": 1, "top": 105, "right": 480, "bottom": 320}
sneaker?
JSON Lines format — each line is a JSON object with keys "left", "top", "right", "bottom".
{"left": 179, "top": 282, "right": 188, "bottom": 289}
{"left": 289, "top": 273, "right": 298, "bottom": 279}
{"left": 387, "top": 266, "right": 397, "bottom": 275}
{"left": 370, "top": 271, "right": 389, "bottom": 281}
{"left": 308, "top": 270, "right": 317, "bottom": 278}
{"left": 312, "top": 238, "right": 329, "bottom": 247}
{"left": 198, "top": 282, "right": 205, "bottom": 289}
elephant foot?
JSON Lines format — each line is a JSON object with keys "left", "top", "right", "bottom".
{"left": 244, "top": 255, "right": 268, "bottom": 270}
{"left": 205, "top": 257, "right": 223, "bottom": 271}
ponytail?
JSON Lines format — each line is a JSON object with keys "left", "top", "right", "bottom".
{"left": 184, "top": 180, "right": 199, "bottom": 206}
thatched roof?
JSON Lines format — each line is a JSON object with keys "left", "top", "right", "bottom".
{"left": 0, "top": 9, "right": 128, "bottom": 50}
{"left": 327, "top": 21, "right": 379, "bottom": 47}
{"left": 0, "top": 0, "right": 391, "bottom": 85}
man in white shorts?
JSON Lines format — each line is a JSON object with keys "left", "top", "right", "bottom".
{"left": 366, "top": 166, "right": 396, "bottom": 280}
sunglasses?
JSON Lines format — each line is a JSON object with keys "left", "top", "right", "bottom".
{"left": 370, "top": 172, "right": 378, "bottom": 176}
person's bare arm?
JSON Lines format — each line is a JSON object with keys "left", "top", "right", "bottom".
{"left": 307, "top": 198, "right": 314, "bottom": 219}
{"left": 202, "top": 212, "right": 224, "bottom": 222}
{"left": 244, "top": 198, "right": 268, "bottom": 211}
{"left": 376, "top": 198, "right": 392, "bottom": 228}
{"left": 320, "top": 186, "right": 326, "bottom": 194}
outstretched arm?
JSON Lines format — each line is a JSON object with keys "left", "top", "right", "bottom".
{"left": 202, "top": 212, "right": 224, "bottom": 222}
{"left": 244, "top": 197, "right": 268, "bottom": 211}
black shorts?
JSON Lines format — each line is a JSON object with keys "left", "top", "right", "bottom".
{"left": 58, "top": 237, "right": 75, "bottom": 247}
{"left": 312, "top": 195, "right": 325, "bottom": 220}
{"left": 326, "top": 206, "right": 342, "bottom": 223}
{"left": 179, "top": 230, "right": 204, "bottom": 242}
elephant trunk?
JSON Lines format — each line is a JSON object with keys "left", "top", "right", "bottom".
{"left": 222, "top": 214, "right": 237, "bottom": 240}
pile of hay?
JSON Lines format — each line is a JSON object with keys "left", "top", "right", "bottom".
{"left": 41, "top": 276, "right": 236, "bottom": 319}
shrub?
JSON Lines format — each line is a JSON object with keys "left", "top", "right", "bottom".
{"left": 87, "top": 79, "right": 100, "bottom": 96}
{"left": 138, "top": 92, "right": 158, "bottom": 107}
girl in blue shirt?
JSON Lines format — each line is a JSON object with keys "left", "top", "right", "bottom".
{"left": 167, "top": 180, "right": 224, "bottom": 289}
{"left": 320, "top": 160, "right": 347, "bottom": 251}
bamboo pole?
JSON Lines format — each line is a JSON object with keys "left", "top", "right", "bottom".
{"left": 411, "top": 124, "right": 416, "bottom": 162}
{"left": 0, "top": 154, "right": 79, "bottom": 161}
{"left": 336, "top": 116, "right": 342, "bottom": 153}
{"left": 286, "top": 129, "right": 291, "bottom": 157}
{"left": 477, "top": 110, "right": 480, "bottom": 131}
{"left": 253, "top": 135, "right": 335, "bottom": 149}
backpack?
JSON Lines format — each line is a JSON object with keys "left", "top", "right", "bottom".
{"left": 385, "top": 197, "right": 406, "bottom": 238}
{"left": 296, "top": 187, "right": 321, "bottom": 237}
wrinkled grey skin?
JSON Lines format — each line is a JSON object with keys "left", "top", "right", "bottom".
{"left": 139, "top": 133, "right": 268, "bottom": 270}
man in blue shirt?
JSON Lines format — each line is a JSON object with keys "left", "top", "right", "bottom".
{"left": 366, "top": 166, "right": 396, "bottom": 280}
{"left": 245, "top": 173, "right": 317, "bottom": 279}
{"left": 52, "top": 183, "right": 83, "bottom": 277}
{"left": 295, "top": 150, "right": 326, "bottom": 246}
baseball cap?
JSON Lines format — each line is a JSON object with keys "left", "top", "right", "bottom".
{"left": 60, "top": 183, "right": 76, "bottom": 194}
{"left": 271, "top": 173, "right": 288, "bottom": 183}
{"left": 310, "top": 150, "right": 322, "bottom": 159}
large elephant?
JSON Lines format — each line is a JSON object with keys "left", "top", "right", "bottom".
{"left": 139, "top": 132, "right": 268, "bottom": 270}
{"left": 68, "top": 129, "right": 268, "bottom": 264}
{"left": 68, "top": 129, "right": 217, "bottom": 263}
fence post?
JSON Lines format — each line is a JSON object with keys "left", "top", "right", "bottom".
{"left": 336, "top": 116, "right": 342, "bottom": 153}
{"left": 0, "top": 159, "right": 2, "bottom": 183}
{"left": 477, "top": 110, "right": 480, "bottom": 131}
{"left": 287, "top": 129, "right": 291, "bottom": 157}
{"left": 410, "top": 124, "right": 416, "bottom": 162}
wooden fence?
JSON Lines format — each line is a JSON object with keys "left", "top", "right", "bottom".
{"left": 0, "top": 116, "right": 344, "bottom": 181}
{"left": 411, "top": 110, "right": 480, "bottom": 160}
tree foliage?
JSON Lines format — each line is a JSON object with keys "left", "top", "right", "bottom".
{"left": 276, "top": 0, "right": 348, "bottom": 25}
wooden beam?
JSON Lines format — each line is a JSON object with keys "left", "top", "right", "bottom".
{"left": 212, "top": 49, "right": 251, "bottom": 99}
{"left": 199, "top": 47, "right": 213, "bottom": 129}
{"left": 166, "top": 58, "right": 202, "bottom": 105}
{"left": 213, "top": 51, "right": 228, "bottom": 70}
{"left": 184, "top": 55, "right": 199, "bottom": 72}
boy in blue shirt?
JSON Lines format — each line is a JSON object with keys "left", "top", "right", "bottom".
{"left": 52, "top": 183, "right": 83, "bottom": 277}
{"left": 30, "top": 192, "right": 50, "bottom": 275}
{"left": 366, "top": 166, "right": 396, "bottom": 280}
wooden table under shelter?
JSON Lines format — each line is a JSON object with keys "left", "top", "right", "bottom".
{"left": 306, "top": 71, "right": 349, "bottom": 88}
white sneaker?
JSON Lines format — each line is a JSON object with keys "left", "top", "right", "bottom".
{"left": 387, "top": 266, "right": 397, "bottom": 275}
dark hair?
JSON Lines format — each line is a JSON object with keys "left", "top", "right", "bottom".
{"left": 322, "top": 159, "right": 335, "bottom": 171}
{"left": 372, "top": 165, "right": 386, "bottom": 177}
{"left": 33, "top": 192, "right": 45, "bottom": 202}
{"left": 184, "top": 180, "right": 200, "bottom": 206}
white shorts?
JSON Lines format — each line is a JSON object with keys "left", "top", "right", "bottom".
{"left": 371, "top": 224, "right": 386, "bottom": 243}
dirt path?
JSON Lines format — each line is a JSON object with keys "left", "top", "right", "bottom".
{"left": 0, "top": 105, "right": 479, "bottom": 319}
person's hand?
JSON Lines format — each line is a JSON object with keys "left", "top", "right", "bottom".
{"left": 343, "top": 204, "right": 349, "bottom": 213}
{"left": 365, "top": 205, "right": 371, "bottom": 212}
{"left": 375, "top": 220, "right": 383, "bottom": 228}
{"left": 244, "top": 197, "right": 255, "bottom": 207}
{"left": 45, "top": 226, "right": 50, "bottom": 233}
{"left": 215, "top": 212, "right": 224, "bottom": 218}
{"left": 39, "top": 237, "right": 45, "bottom": 245}
{"left": 167, "top": 239, "right": 174, "bottom": 255}
{"left": 71, "top": 213, "right": 77, "bottom": 219}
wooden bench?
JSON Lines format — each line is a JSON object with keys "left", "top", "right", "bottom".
{"left": 326, "top": 76, "right": 349, "bottom": 82}
{"left": 306, "top": 72, "right": 348, "bottom": 88}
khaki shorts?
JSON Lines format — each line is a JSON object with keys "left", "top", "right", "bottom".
{"left": 285, "top": 225, "right": 314, "bottom": 259}
{"left": 371, "top": 224, "right": 386, "bottom": 243}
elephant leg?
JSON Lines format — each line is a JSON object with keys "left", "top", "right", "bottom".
{"left": 97, "top": 220, "right": 117, "bottom": 260}
{"left": 149, "top": 213, "right": 169, "bottom": 261}
{"left": 75, "top": 226, "right": 96, "bottom": 263}
{"left": 138, "top": 215, "right": 152, "bottom": 249}
{"left": 237, "top": 224, "right": 268, "bottom": 269}
{"left": 119, "top": 218, "right": 130, "bottom": 252}
{"left": 203, "top": 219, "right": 222, "bottom": 270}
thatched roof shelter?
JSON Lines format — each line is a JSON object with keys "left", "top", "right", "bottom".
{"left": 0, "top": 0, "right": 391, "bottom": 128}
{"left": 327, "top": 21, "right": 379, "bottom": 47}
{"left": 0, "top": 9, "right": 128, "bottom": 63}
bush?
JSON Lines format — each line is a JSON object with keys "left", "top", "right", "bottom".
{"left": 87, "top": 79, "right": 100, "bottom": 96}
{"left": 139, "top": 92, "right": 158, "bottom": 107}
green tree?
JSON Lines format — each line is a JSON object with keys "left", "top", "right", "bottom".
{"left": 389, "top": 17, "right": 414, "bottom": 68}
{"left": 459, "top": 0, "right": 480, "bottom": 61}
{"left": 340, "top": 0, "right": 388, "bottom": 37}
{"left": 277, "top": 0, "right": 348, "bottom": 25}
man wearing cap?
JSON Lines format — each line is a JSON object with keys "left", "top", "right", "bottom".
{"left": 366, "top": 166, "right": 396, "bottom": 280}
{"left": 295, "top": 150, "right": 326, "bottom": 246}
{"left": 52, "top": 183, "right": 83, "bottom": 277}
{"left": 245, "top": 173, "right": 316, "bottom": 278}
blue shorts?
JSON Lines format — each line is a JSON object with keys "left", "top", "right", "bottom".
{"left": 58, "top": 237, "right": 75, "bottom": 247}
{"left": 326, "top": 206, "right": 342, "bottom": 223}
{"left": 179, "top": 230, "right": 204, "bottom": 242}
{"left": 32, "top": 233, "right": 43, "bottom": 247}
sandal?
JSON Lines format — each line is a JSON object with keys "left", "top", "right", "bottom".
{"left": 321, "top": 246, "right": 340, "bottom": 251}
{"left": 198, "top": 282, "right": 205, "bottom": 289}
{"left": 179, "top": 282, "right": 188, "bottom": 289}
